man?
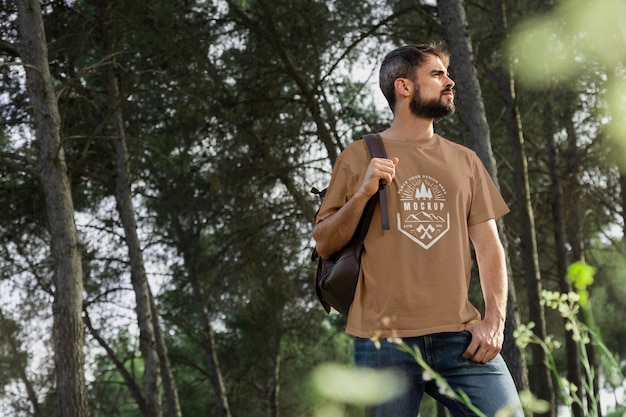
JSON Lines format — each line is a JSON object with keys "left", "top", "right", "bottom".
{"left": 312, "top": 44, "right": 523, "bottom": 416}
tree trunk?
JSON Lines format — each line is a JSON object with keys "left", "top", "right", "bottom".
{"left": 101, "top": 3, "right": 183, "bottom": 415}
{"left": 107, "top": 53, "right": 164, "bottom": 417}
{"left": 491, "top": 1, "right": 555, "bottom": 412}
{"left": 436, "top": 0, "right": 491, "bottom": 168}
{"left": 15, "top": 1, "right": 90, "bottom": 416}
{"left": 563, "top": 120, "right": 586, "bottom": 263}
{"left": 149, "top": 291, "right": 183, "bottom": 417}
{"left": 169, "top": 209, "right": 232, "bottom": 417}
{"left": 199, "top": 303, "right": 232, "bottom": 417}
{"left": 500, "top": 233, "right": 530, "bottom": 390}
{"left": 268, "top": 347, "right": 281, "bottom": 417}
{"left": 563, "top": 112, "right": 603, "bottom": 417}
{"left": 502, "top": 66, "right": 555, "bottom": 416}
{"left": 502, "top": 68, "right": 554, "bottom": 414}
{"left": 436, "top": 0, "right": 529, "bottom": 390}
{"left": 101, "top": 9, "right": 163, "bottom": 416}
{"left": 545, "top": 99, "right": 584, "bottom": 417}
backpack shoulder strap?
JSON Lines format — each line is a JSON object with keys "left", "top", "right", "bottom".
{"left": 363, "top": 133, "right": 390, "bottom": 230}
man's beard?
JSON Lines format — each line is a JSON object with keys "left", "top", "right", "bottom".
{"left": 409, "top": 89, "right": 455, "bottom": 119}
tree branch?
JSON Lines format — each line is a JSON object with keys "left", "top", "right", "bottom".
{"left": 0, "top": 39, "right": 19, "bottom": 57}
{"left": 83, "top": 309, "right": 147, "bottom": 415}
{"left": 0, "top": 151, "right": 37, "bottom": 176}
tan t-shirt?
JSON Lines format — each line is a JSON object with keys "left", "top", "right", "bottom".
{"left": 315, "top": 134, "right": 510, "bottom": 338}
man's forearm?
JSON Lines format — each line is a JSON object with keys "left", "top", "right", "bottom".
{"left": 470, "top": 220, "right": 508, "bottom": 332}
{"left": 312, "top": 191, "right": 370, "bottom": 259}
{"left": 478, "top": 247, "right": 508, "bottom": 332}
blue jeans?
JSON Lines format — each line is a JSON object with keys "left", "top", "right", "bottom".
{"left": 354, "top": 332, "right": 523, "bottom": 417}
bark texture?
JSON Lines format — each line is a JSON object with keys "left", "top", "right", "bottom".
{"left": 16, "top": 1, "right": 90, "bottom": 416}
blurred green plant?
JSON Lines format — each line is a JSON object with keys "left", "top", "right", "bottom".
{"left": 514, "top": 261, "right": 625, "bottom": 417}
{"left": 309, "top": 362, "right": 407, "bottom": 417}
{"left": 311, "top": 330, "right": 547, "bottom": 417}
{"left": 507, "top": 0, "right": 626, "bottom": 167}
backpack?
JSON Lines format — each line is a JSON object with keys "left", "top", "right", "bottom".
{"left": 311, "top": 133, "right": 389, "bottom": 315}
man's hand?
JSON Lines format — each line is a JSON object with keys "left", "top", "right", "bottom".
{"left": 356, "top": 157, "right": 399, "bottom": 197}
{"left": 462, "top": 319, "right": 504, "bottom": 364}
{"left": 313, "top": 156, "right": 398, "bottom": 259}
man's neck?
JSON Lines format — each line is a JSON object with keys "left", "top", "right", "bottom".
{"left": 381, "top": 113, "right": 435, "bottom": 141}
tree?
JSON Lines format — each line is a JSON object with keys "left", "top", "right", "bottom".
{"left": 544, "top": 94, "right": 584, "bottom": 417}
{"left": 101, "top": 3, "right": 165, "bottom": 415}
{"left": 15, "top": 0, "right": 90, "bottom": 415}
{"left": 435, "top": 0, "right": 529, "bottom": 391}
{"left": 483, "top": 1, "right": 556, "bottom": 411}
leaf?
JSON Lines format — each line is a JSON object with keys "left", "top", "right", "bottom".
{"left": 310, "top": 363, "right": 408, "bottom": 406}
{"left": 567, "top": 261, "right": 596, "bottom": 290}
{"left": 567, "top": 261, "right": 596, "bottom": 305}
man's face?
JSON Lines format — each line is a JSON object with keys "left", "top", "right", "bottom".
{"left": 409, "top": 55, "right": 455, "bottom": 119}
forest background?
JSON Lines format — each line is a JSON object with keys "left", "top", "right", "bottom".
{"left": 0, "top": 0, "right": 625, "bottom": 416}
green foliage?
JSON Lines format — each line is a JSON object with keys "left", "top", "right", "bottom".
{"left": 0, "top": 311, "right": 28, "bottom": 391}
{"left": 89, "top": 330, "right": 144, "bottom": 417}
{"left": 508, "top": 0, "right": 626, "bottom": 84}
{"left": 587, "top": 242, "right": 626, "bottom": 358}
{"left": 508, "top": 0, "right": 626, "bottom": 167}
{"left": 566, "top": 261, "right": 595, "bottom": 305}
{"left": 514, "top": 262, "right": 625, "bottom": 417}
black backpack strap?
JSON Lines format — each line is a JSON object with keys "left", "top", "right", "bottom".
{"left": 363, "top": 134, "right": 390, "bottom": 230}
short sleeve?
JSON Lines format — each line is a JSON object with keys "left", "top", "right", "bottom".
{"left": 467, "top": 154, "right": 509, "bottom": 226}
{"left": 315, "top": 141, "right": 369, "bottom": 224}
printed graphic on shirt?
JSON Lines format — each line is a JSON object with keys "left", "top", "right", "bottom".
{"left": 397, "top": 175, "right": 450, "bottom": 249}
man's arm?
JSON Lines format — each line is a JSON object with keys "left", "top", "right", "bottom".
{"left": 312, "top": 157, "right": 398, "bottom": 259}
{"left": 463, "top": 218, "right": 508, "bottom": 363}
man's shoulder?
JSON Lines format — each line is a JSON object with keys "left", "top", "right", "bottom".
{"left": 339, "top": 137, "right": 370, "bottom": 159}
{"left": 437, "top": 134, "right": 471, "bottom": 151}
{"left": 437, "top": 135, "right": 479, "bottom": 158}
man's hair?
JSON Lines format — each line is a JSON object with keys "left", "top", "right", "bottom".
{"left": 379, "top": 43, "right": 450, "bottom": 113}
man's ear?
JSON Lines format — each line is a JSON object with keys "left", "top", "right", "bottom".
{"left": 394, "top": 78, "right": 412, "bottom": 98}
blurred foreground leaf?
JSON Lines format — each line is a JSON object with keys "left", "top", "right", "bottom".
{"left": 508, "top": 0, "right": 626, "bottom": 84}
{"left": 567, "top": 261, "right": 596, "bottom": 305}
{"left": 508, "top": 0, "right": 626, "bottom": 167}
{"left": 310, "top": 362, "right": 407, "bottom": 406}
